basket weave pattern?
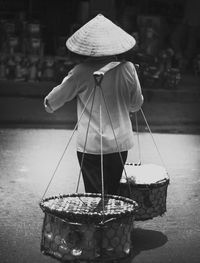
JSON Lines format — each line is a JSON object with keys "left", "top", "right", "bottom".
{"left": 40, "top": 193, "right": 137, "bottom": 261}
{"left": 119, "top": 179, "right": 169, "bottom": 221}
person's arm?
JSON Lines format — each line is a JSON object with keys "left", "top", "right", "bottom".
{"left": 130, "top": 66, "right": 144, "bottom": 112}
{"left": 126, "top": 62, "right": 144, "bottom": 112}
{"left": 44, "top": 68, "right": 78, "bottom": 113}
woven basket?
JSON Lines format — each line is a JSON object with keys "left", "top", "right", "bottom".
{"left": 119, "top": 163, "right": 169, "bottom": 221}
{"left": 40, "top": 193, "right": 138, "bottom": 261}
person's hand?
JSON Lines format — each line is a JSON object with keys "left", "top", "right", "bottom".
{"left": 45, "top": 105, "right": 53, "bottom": 113}
{"left": 44, "top": 98, "right": 54, "bottom": 113}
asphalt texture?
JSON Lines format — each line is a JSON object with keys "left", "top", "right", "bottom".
{"left": 0, "top": 74, "right": 200, "bottom": 262}
{"left": 0, "top": 129, "right": 200, "bottom": 263}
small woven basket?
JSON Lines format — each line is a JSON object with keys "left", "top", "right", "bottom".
{"left": 119, "top": 163, "right": 170, "bottom": 221}
{"left": 40, "top": 193, "right": 138, "bottom": 262}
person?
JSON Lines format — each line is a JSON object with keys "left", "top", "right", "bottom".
{"left": 44, "top": 14, "right": 143, "bottom": 195}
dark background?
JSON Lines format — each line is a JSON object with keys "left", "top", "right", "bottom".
{"left": 0, "top": 0, "right": 200, "bottom": 132}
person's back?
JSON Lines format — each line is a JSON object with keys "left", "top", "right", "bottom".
{"left": 71, "top": 58, "right": 143, "bottom": 154}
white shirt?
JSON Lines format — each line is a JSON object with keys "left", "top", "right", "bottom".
{"left": 44, "top": 58, "right": 143, "bottom": 154}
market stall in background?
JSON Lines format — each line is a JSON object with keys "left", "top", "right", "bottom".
{"left": 0, "top": 0, "right": 199, "bottom": 86}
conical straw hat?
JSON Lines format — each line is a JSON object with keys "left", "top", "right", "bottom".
{"left": 66, "top": 14, "right": 136, "bottom": 57}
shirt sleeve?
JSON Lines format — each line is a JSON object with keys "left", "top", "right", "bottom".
{"left": 125, "top": 62, "right": 144, "bottom": 112}
{"left": 44, "top": 67, "right": 78, "bottom": 112}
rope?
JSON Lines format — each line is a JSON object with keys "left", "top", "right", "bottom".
{"left": 41, "top": 87, "right": 96, "bottom": 201}
{"left": 100, "top": 86, "right": 132, "bottom": 197}
{"left": 135, "top": 112, "right": 142, "bottom": 165}
{"left": 41, "top": 61, "right": 133, "bottom": 203}
{"left": 99, "top": 92, "right": 105, "bottom": 221}
{"left": 140, "top": 108, "right": 169, "bottom": 176}
{"left": 75, "top": 85, "right": 97, "bottom": 193}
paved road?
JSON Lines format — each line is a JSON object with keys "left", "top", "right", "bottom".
{"left": 0, "top": 129, "right": 200, "bottom": 263}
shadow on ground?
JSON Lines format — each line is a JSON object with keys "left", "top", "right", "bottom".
{"left": 131, "top": 227, "right": 168, "bottom": 254}
{"left": 119, "top": 228, "right": 168, "bottom": 263}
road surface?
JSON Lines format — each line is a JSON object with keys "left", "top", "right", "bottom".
{"left": 0, "top": 129, "right": 200, "bottom": 263}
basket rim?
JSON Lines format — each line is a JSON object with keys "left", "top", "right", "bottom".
{"left": 39, "top": 193, "right": 138, "bottom": 223}
{"left": 121, "top": 178, "right": 170, "bottom": 189}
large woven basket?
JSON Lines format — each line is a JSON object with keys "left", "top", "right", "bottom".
{"left": 40, "top": 193, "right": 138, "bottom": 262}
{"left": 119, "top": 163, "right": 169, "bottom": 221}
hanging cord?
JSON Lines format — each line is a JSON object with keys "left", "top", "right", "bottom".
{"left": 75, "top": 76, "right": 105, "bottom": 214}
{"left": 99, "top": 87, "right": 105, "bottom": 222}
{"left": 76, "top": 85, "right": 97, "bottom": 193}
{"left": 100, "top": 86, "right": 132, "bottom": 197}
{"left": 92, "top": 73, "right": 106, "bottom": 221}
{"left": 140, "top": 108, "right": 169, "bottom": 176}
{"left": 41, "top": 87, "right": 96, "bottom": 201}
{"left": 135, "top": 112, "right": 142, "bottom": 165}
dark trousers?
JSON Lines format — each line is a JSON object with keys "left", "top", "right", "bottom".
{"left": 77, "top": 151, "right": 128, "bottom": 195}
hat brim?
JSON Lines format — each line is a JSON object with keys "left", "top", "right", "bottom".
{"left": 66, "top": 14, "right": 136, "bottom": 57}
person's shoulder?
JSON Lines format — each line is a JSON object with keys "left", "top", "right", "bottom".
{"left": 70, "top": 63, "right": 81, "bottom": 73}
{"left": 120, "top": 61, "right": 135, "bottom": 69}
{"left": 73, "top": 62, "right": 93, "bottom": 74}
{"left": 118, "top": 61, "right": 136, "bottom": 73}
{"left": 67, "top": 63, "right": 87, "bottom": 79}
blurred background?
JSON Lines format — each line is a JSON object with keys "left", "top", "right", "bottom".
{"left": 0, "top": 0, "right": 200, "bottom": 133}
